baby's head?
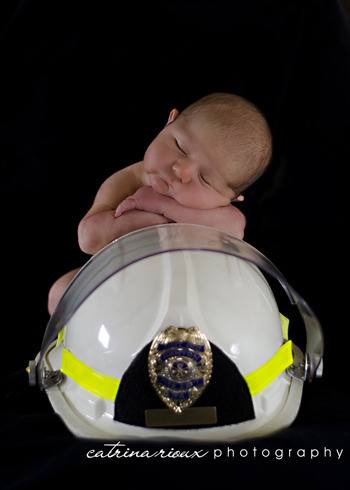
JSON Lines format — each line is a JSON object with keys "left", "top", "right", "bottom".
{"left": 143, "top": 92, "right": 272, "bottom": 209}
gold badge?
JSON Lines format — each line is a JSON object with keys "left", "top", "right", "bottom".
{"left": 148, "top": 326, "right": 213, "bottom": 413}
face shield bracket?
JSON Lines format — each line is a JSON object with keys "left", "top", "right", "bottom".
{"left": 27, "top": 360, "right": 38, "bottom": 387}
{"left": 287, "top": 346, "right": 308, "bottom": 382}
{"left": 40, "top": 369, "right": 65, "bottom": 389}
{"left": 27, "top": 361, "right": 65, "bottom": 389}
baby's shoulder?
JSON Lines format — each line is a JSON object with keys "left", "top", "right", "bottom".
{"left": 126, "top": 160, "right": 149, "bottom": 185}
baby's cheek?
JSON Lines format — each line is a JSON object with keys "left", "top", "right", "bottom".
{"left": 175, "top": 187, "right": 222, "bottom": 210}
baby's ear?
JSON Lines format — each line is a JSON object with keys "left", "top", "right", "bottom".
{"left": 231, "top": 194, "right": 244, "bottom": 203}
{"left": 166, "top": 108, "right": 179, "bottom": 125}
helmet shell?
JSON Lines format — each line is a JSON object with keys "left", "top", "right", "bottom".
{"left": 44, "top": 224, "right": 304, "bottom": 442}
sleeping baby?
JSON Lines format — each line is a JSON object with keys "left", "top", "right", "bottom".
{"left": 48, "top": 92, "right": 272, "bottom": 314}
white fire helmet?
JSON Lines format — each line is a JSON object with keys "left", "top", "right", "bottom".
{"left": 29, "top": 224, "right": 324, "bottom": 443}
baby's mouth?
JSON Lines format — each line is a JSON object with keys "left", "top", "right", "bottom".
{"left": 149, "top": 174, "right": 173, "bottom": 196}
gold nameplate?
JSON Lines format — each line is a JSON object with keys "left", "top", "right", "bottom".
{"left": 145, "top": 407, "right": 217, "bottom": 427}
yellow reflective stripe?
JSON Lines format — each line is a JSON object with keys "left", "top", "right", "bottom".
{"left": 61, "top": 347, "right": 120, "bottom": 401}
{"left": 56, "top": 327, "right": 65, "bottom": 347}
{"left": 280, "top": 313, "right": 290, "bottom": 341}
{"left": 244, "top": 340, "right": 294, "bottom": 397}
{"left": 60, "top": 341, "right": 294, "bottom": 401}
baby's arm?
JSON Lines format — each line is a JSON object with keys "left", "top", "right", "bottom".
{"left": 115, "top": 186, "right": 246, "bottom": 239}
{"left": 83, "top": 161, "right": 146, "bottom": 220}
{"left": 78, "top": 162, "right": 170, "bottom": 254}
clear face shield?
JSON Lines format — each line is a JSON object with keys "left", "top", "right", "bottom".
{"left": 28, "top": 224, "right": 324, "bottom": 442}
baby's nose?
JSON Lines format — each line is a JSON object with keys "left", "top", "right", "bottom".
{"left": 172, "top": 162, "right": 195, "bottom": 184}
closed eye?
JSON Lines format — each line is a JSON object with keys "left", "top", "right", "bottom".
{"left": 175, "top": 139, "right": 186, "bottom": 155}
{"left": 200, "top": 174, "right": 210, "bottom": 186}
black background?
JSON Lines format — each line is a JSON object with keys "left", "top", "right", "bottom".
{"left": 0, "top": 0, "right": 349, "bottom": 488}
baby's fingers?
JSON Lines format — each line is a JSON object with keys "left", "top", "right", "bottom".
{"left": 114, "top": 197, "right": 136, "bottom": 217}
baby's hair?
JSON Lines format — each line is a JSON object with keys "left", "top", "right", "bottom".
{"left": 180, "top": 92, "right": 272, "bottom": 194}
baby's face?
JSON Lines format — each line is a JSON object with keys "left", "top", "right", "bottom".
{"left": 143, "top": 110, "right": 239, "bottom": 209}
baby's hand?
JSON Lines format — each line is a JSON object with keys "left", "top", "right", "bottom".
{"left": 114, "top": 186, "right": 246, "bottom": 239}
{"left": 115, "top": 186, "right": 169, "bottom": 218}
{"left": 115, "top": 197, "right": 138, "bottom": 217}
